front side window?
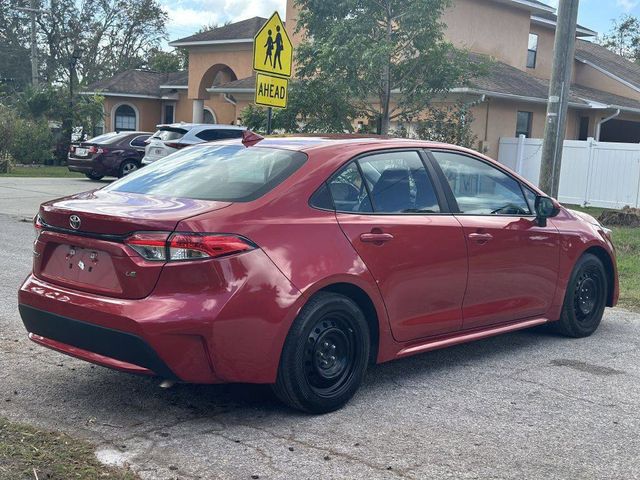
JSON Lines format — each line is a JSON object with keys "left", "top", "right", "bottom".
{"left": 114, "top": 104, "right": 136, "bottom": 131}
{"left": 516, "top": 111, "right": 533, "bottom": 138}
{"left": 105, "top": 145, "right": 307, "bottom": 202}
{"left": 527, "top": 33, "right": 538, "bottom": 68}
{"left": 432, "top": 151, "right": 531, "bottom": 216}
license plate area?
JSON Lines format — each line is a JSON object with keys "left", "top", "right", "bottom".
{"left": 43, "top": 244, "right": 121, "bottom": 293}
{"left": 75, "top": 148, "right": 88, "bottom": 156}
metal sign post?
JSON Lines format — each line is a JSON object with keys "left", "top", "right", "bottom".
{"left": 252, "top": 12, "right": 294, "bottom": 133}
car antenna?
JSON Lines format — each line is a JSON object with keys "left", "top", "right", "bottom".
{"left": 242, "top": 130, "right": 264, "bottom": 147}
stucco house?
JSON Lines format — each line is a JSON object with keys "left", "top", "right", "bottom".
{"left": 84, "top": 0, "right": 640, "bottom": 156}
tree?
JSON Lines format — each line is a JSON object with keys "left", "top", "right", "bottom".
{"left": 0, "top": 0, "right": 32, "bottom": 91}
{"left": 34, "top": 0, "right": 168, "bottom": 85}
{"left": 600, "top": 15, "right": 640, "bottom": 63}
{"left": 294, "top": 0, "right": 482, "bottom": 134}
{"left": 146, "top": 48, "right": 186, "bottom": 73}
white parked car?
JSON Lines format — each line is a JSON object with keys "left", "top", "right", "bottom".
{"left": 143, "top": 123, "right": 246, "bottom": 164}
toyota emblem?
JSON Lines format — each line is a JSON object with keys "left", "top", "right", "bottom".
{"left": 69, "top": 215, "right": 81, "bottom": 230}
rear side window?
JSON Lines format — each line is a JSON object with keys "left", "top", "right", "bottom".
{"left": 130, "top": 135, "right": 150, "bottom": 147}
{"left": 195, "top": 129, "right": 243, "bottom": 141}
{"left": 359, "top": 151, "right": 440, "bottom": 213}
{"left": 105, "top": 145, "right": 307, "bottom": 202}
{"left": 153, "top": 128, "right": 187, "bottom": 141}
{"left": 327, "top": 162, "right": 373, "bottom": 213}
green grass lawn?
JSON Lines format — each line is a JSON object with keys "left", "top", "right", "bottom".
{"left": 0, "top": 417, "right": 138, "bottom": 480}
{"left": 565, "top": 204, "right": 640, "bottom": 312}
{"left": 0, "top": 166, "right": 83, "bottom": 178}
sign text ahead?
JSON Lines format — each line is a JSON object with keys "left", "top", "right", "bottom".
{"left": 255, "top": 73, "right": 288, "bottom": 109}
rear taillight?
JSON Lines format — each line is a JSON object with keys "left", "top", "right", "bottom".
{"left": 69, "top": 145, "right": 76, "bottom": 153}
{"left": 88, "top": 145, "right": 108, "bottom": 154}
{"left": 125, "top": 232, "right": 169, "bottom": 261}
{"left": 125, "top": 232, "right": 255, "bottom": 262}
{"left": 34, "top": 214, "right": 43, "bottom": 238}
{"left": 163, "top": 142, "right": 188, "bottom": 149}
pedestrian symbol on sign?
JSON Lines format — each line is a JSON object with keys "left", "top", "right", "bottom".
{"left": 253, "top": 12, "right": 293, "bottom": 78}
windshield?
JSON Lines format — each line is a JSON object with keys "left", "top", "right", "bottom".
{"left": 105, "top": 145, "right": 307, "bottom": 202}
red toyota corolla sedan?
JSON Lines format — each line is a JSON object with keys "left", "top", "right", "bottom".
{"left": 19, "top": 135, "right": 618, "bottom": 413}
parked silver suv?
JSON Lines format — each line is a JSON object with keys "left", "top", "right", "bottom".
{"left": 143, "top": 123, "right": 246, "bottom": 164}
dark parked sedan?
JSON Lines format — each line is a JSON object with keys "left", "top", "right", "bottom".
{"left": 68, "top": 131, "right": 152, "bottom": 180}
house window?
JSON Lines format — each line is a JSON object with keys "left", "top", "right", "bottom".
{"left": 516, "top": 111, "right": 533, "bottom": 138}
{"left": 527, "top": 33, "right": 538, "bottom": 69}
{"left": 164, "top": 104, "right": 175, "bottom": 124}
{"left": 114, "top": 104, "right": 136, "bottom": 131}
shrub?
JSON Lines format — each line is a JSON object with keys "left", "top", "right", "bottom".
{"left": 0, "top": 104, "right": 53, "bottom": 164}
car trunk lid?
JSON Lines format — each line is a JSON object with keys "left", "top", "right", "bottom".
{"left": 35, "top": 189, "right": 231, "bottom": 299}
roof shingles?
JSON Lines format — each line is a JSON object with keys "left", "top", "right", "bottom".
{"left": 86, "top": 70, "right": 187, "bottom": 97}
{"left": 170, "top": 17, "right": 267, "bottom": 45}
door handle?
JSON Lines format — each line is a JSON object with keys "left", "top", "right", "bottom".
{"left": 360, "top": 232, "right": 394, "bottom": 244}
{"left": 468, "top": 232, "right": 493, "bottom": 244}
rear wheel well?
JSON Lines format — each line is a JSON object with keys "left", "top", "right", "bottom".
{"left": 582, "top": 246, "right": 615, "bottom": 307}
{"left": 319, "top": 283, "right": 379, "bottom": 364}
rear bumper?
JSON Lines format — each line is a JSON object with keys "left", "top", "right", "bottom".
{"left": 20, "top": 304, "right": 178, "bottom": 379}
{"left": 18, "top": 249, "right": 304, "bottom": 384}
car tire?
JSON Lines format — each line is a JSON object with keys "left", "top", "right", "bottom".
{"left": 553, "top": 253, "right": 608, "bottom": 338}
{"left": 119, "top": 159, "right": 139, "bottom": 178}
{"left": 272, "top": 292, "right": 370, "bottom": 414}
{"left": 84, "top": 172, "right": 104, "bottom": 181}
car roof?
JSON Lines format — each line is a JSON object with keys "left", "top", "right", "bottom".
{"left": 212, "top": 134, "right": 471, "bottom": 154}
{"left": 156, "top": 123, "right": 246, "bottom": 131}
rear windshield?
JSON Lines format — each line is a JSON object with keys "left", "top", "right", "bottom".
{"left": 105, "top": 145, "right": 307, "bottom": 202}
{"left": 87, "top": 132, "right": 124, "bottom": 144}
{"left": 152, "top": 127, "right": 188, "bottom": 141}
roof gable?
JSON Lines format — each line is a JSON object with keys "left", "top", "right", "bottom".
{"left": 169, "top": 17, "right": 268, "bottom": 46}
{"left": 575, "top": 40, "right": 640, "bottom": 92}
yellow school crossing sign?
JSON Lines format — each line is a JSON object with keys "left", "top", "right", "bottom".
{"left": 253, "top": 12, "right": 293, "bottom": 110}
{"left": 253, "top": 12, "right": 293, "bottom": 78}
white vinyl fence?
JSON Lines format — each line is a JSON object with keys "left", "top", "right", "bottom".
{"left": 498, "top": 136, "right": 640, "bottom": 209}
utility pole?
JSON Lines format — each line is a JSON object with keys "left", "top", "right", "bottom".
{"left": 14, "top": 3, "right": 49, "bottom": 87}
{"left": 29, "top": 0, "right": 38, "bottom": 86}
{"left": 539, "top": 0, "right": 580, "bottom": 198}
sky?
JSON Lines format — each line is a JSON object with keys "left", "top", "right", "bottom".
{"left": 160, "top": 0, "right": 640, "bottom": 46}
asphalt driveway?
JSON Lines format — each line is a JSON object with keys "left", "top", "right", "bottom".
{"left": 1, "top": 177, "right": 639, "bottom": 479}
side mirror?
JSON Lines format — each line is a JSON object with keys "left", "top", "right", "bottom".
{"left": 535, "top": 195, "right": 560, "bottom": 227}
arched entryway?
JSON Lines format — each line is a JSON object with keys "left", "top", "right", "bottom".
{"left": 192, "top": 64, "right": 237, "bottom": 123}
{"left": 203, "top": 108, "right": 217, "bottom": 124}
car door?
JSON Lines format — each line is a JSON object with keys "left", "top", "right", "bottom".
{"left": 429, "top": 150, "right": 560, "bottom": 330}
{"left": 326, "top": 150, "right": 468, "bottom": 342}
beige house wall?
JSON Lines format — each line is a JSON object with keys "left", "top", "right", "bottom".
{"left": 573, "top": 62, "right": 640, "bottom": 100}
{"left": 442, "top": 0, "right": 530, "bottom": 71}
{"left": 103, "top": 96, "right": 162, "bottom": 133}
{"left": 188, "top": 44, "right": 254, "bottom": 99}
{"left": 527, "top": 24, "right": 555, "bottom": 80}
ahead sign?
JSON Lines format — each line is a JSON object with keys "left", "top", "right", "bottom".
{"left": 253, "top": 12, "right": 293, "bottom": 78}
{"left": 255, "top": 72, "right": 288, "bottom": 109}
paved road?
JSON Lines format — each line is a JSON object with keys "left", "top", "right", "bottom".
{"left": 1, "top": 178, "right": 640, "bottom": 479}
{"left": 0, "top": 176, "right": 110, "bottom": 219}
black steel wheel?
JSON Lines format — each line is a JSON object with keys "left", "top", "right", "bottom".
{"left": 273, "top": 292, "right": 370, "bottom": 413}
{"left": 554, "top": 253, "right": 608, "bottom": 338}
